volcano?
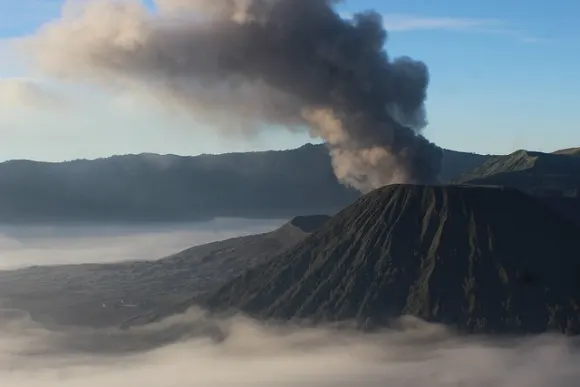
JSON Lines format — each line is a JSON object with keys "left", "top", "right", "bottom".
{"left": 204, "top": 184, "right": 580, "bottom": 334}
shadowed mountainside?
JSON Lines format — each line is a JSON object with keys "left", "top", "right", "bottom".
{"left": 202, "top": 184, "right": 580, "bottom": 335}
{"left": 541, "top": 197, "right": 580, "bottom": 226}
{"left": 0, "top": 215, "right": 330, "bottom": 328}
{"left": 0, "top": 144, "right": 490, "bottom": 222}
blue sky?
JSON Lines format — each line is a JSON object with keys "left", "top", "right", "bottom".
{"left": 0, "top": 0, "right": 578, "bottom": 161}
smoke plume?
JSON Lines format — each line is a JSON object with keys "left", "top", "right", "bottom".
{"left": 24, "top": 0, "right": 443, "bottom": 192}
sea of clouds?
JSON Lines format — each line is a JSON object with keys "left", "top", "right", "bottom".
{"left": 0, "top": 218, "right": 286, "bottom": 269}
{"left": 0, "top": 307, "right": 578, "bottom": 387}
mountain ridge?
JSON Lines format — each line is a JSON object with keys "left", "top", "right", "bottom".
{"left": 0, "top": 144, "right": 492, "bottom": 222}
{"left": 456, "top": 149, "right": 580, "bottom": 197}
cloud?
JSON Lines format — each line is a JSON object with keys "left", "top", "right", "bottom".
{"left": 0, "top": 308, "right": 578, "bottom": 386}
{"left": 381, "top": 14, "right": 503, "bottom": 32}
{"left": 0, "top": 78, "right": 65, "bottom": 109}
{"left": 0, "top": 218, "right": 285, "bottom": 269}
{"left": 375, "top": 14, "right": 547, "bottom": 44}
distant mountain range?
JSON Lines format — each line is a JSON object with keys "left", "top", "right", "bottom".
{"left": 4, "top": 142, "right": 579, "bottom": 223}
{"left": 4, "top": 143, "right": 580, "bottom": 222}
{"left": 202, "top": 184, "right": 580, "bottom": 334}
{"left": 0, "top": 144, "right": 490, "bottom": 222}
{"left": 457, "top": 149, "right": 580, "bottom": 197}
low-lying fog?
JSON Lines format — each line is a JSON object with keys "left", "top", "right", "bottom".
{"left": 0, "top": 307, "right": 578, "bottom": 387}
{"left": 0, "top": 218, "right": 286, "bottom": 270}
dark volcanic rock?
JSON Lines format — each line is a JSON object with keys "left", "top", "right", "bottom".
{"left": 288, "top": 215, "right": 331, "bottom": 233}
{"left": 204, "top": 184, "right": 580, "bottom": 334}
{"left": 541, "top": 197, "right": 580, "bottom": 226}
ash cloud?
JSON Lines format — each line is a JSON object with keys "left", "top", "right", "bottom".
{"left": 23, "top": 0, "right": 442, "bottom": 192}
{"left": 0, "top": 307, "right": 578, "bottom": 386}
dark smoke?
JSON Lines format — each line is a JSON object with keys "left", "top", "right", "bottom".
{"left": 25, "top": 0, "right": 443, "bottom": 192}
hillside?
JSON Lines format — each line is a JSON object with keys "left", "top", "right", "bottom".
{"left": 0, "top": 145, "right": 490, "bottom": 222}
{"left": 457, "top": 150, "right": 580, "bottom": 197}
{"left": 203, "top": 185, "right": 580, "bottom": 334}
{"left": 438, "top": 149, "right": 491, "bottom": 182}
{"left": 554, "top": 147, "right": 580, "bottom": 156}
{"left": 0, "top": 215, "right": 330, "bottom": 328}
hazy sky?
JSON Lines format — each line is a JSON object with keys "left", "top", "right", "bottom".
{"left": 0, "top": 0, "right": 578, "bottom": 161}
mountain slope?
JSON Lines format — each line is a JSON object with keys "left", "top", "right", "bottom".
{"left": 204, "top": 185, "right": 580, "bottom": 334}
{"left": 438, "top": 149, "right": 492, "bottom": 182}
{"left": 554, "top": 147, "right": 580, "bottom": 156}
{"left": 541, "top": 197, "right": 580, "bottom": 226}
{"left": 0, "top": 215, "right": 330, "bottom": 328}
{"left": 457, "top": 150, "right": 580, "bottom": 197}
{"left": 0, "top": 145, "right": 490, "bottom": 222}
